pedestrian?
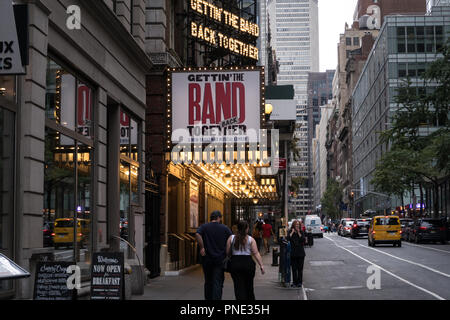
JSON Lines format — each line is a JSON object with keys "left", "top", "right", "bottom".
{"left": 287, "top": 220, "right": 306, "bottom": 288}
{"left": 252, "top": 221, "right": 263, "bottom": 252}
{"left": 262, "top": 219, "right": 274, "bottom": 254}
{"left": 226, "top": 220, "right": 265, "bottom": 300}
{"left": 195, "top": 210, "right": 232, "bottom": 300}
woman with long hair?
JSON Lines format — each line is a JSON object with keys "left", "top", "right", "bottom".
{"left": 287, "top": 219, "right": 306, "bottom": 287}
{"left": 226, "top": 220, "right": 265, "bottom": 300}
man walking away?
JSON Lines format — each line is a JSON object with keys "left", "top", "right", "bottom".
{"left": 195, "top": 211, "right": 232, "bottom": 300}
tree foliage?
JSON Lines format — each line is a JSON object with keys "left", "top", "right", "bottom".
{"left": 373, "top": 42, "right": 450, "bottom": 217}
{"left": 320, "top": 178, "right": 343, "bottom": 219}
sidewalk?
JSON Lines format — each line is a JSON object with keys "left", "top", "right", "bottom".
{"left": 133, "top": 247, "right": 305, "bottom": 300}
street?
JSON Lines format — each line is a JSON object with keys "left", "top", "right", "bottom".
{"left": 133, "top": 232, "right": 450, "bottom": 300}
{"left": 303, "top": 233, "right": 450, "bottom": 300}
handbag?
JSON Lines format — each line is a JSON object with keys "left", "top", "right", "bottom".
{"left": 223, "top": 237, "right": 235, "bottom": 273}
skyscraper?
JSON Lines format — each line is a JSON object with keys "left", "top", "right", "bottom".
{"left": 268, "top": 0, "right": 320, "bottom": 216}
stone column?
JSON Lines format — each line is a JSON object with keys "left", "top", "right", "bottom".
{"left": 15, "top": 0, "right": 51, "bottom": 299}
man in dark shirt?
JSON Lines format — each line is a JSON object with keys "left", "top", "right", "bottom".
{"left": 195, "top": 210, "right": 232, "bottom": 300}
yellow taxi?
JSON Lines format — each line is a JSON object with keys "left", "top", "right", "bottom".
{"left": 368, "top": 215, "right": 402, "bottom": 247}
{"left": 53, "top": 218, "right": 90, "bottom": 249}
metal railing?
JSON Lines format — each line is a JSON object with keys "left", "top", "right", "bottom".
{"left": 167, "top": 233, "right": 197, "bottom": 271}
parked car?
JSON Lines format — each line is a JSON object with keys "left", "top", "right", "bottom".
{"left": 368, "top": 215, "right": 402, "bottom": 247}
{"left": 305, "top": 215, "right": 323, "bottom": 238}
{"left": 43, "top": 222, "right": 54, "bottom": 247}
{"left": 408, "top": 219, "right": 447, "bottom": 244}
{"left": 400, "top": 218, "right": 414, "bottom": 241}
{"left": 350, "top": 219, "right": 370, "bottom": 238}
{"left": 340, "top": 220, "right": 355, "bottom": 237}
{"left": 337, "top": 218, "right": 348, "bottom": 236}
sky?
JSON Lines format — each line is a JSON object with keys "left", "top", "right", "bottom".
{"left": 319, "top": 0, "right": 358, "bottom": 72}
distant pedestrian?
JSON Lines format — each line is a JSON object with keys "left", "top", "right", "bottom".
{"left": 195, "top": 211, "right": 232, "bottom": 300}
{"left": 232, "top": 223, "right": 238, "bottom": 235}
{"left": 226, "top": 220, "right": 265, "bottom": 300}
{"left": 287, "top": 220, "right": 306, "bottom": 288}
{"left": 252, "top": 221, "right": 263, "bottom": 252}
{"left": 262, "top": 219, "right": 274, "bottom": 254}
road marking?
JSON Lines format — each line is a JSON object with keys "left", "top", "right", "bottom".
{"left": 331, "top": 286, "right": 364, "bottom": 290}
{"left": 403, "top": 242, "right": 450, "bottom": 254}
{"left": 324, "top": 235, "right": 445, "bottom": 300}
{"left": 342, "top": 237, "right": 450, "bottom": 279}
{"left": 302, "top": 286, "right": 308, "bottom": 300}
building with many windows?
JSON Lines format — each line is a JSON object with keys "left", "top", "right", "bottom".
{"left": 268, "top": 0, "right": 319, "bottom": 216}
{"left": 352, "top": 5, "right": 450, "bottom": 216}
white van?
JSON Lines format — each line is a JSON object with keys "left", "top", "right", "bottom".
{"left": 305, "top": 215, "right": 323, "bottom": 238}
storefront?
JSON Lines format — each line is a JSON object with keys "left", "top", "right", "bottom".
{"left": 0, "top": 0, "right": 151, "bottom": 299}
{"left": 0, "top": 76, "right": 17, "bottom": 298}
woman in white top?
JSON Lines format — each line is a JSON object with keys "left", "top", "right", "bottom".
{"left": 226, "top": 220, "right": 265, "bottom": 300}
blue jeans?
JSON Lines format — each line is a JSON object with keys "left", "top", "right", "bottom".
{"left": 201, "top": 258, "right": 225, "bottom": 300}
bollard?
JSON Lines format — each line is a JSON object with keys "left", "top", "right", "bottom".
{"left": 272, "top": 247, "right": 279, "bottom": 266}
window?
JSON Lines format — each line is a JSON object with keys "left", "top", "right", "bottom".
{"left": 0, "top": 107, "right": 15, "bottom": 293}
{"left": 353, "top": 37, "right": 360, "bottom": 46}
{"left": 346, "top": 37, "right": 352, "bottom": 46}
{"left": 375, "top": 218, "right": 400, "bottom": 225}
{"left": 43, "top": 128, "right": 93, "bottom": 260}
{"left": 44, "top": 58, "right": 94, "bottom": 263}
{"left": 119, "top": 109, "right": 140, "bottom": 246}
{"left": 45, "top": 59, "right": 93, "bottom": 139}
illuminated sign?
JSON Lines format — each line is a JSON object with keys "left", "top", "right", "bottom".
{"left": 189, "top": 0, "right": 259, "bottom": 61}
{"left": 169, "top": 67, "right": 264, "bottom": 144}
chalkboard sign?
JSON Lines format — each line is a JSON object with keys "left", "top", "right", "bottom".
{"left": 33, "top": 261, "right": 75, "bottom": 300}
{"left": 0, "top": 253, "right": 30, "bottom": 280}
{"left": 90, "top": 252, "right": 124, "bottom": 300}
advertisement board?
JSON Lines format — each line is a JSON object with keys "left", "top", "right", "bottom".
{"left": 0, "top": 1, "right": 26, "bottom": 74}
{"left": 188, "top": 0, "right": 259, "bottom": 61}
{"left": 189, "top": 179, "right": 199, "bottom": 229}
{"left": 90, "top": 252, "right": 124, "bottom": 300}
{"left": 33, "top": 261, "right": 75, "bottom": 300}
{"left": 267, "top": 99, "right": 297, "bottom": 121}
{"left": 170, "top": 68, "right": 262, "bottom": 144}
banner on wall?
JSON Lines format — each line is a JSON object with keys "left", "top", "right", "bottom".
{"left": 120, "top": 111, "right": 138, "bottom": 146}
{"left": 0, "top": 1, "right": 27, "bottom": 74}
{"left": 170, "top": 69, "right": 262, "bottom": 143}
{"left": 190, "top": 179, "right": 199, "bottom": 229}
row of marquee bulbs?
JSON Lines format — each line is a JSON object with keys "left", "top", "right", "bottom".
{"left": 198, "top": 162, "right": 276, "bottom": 199}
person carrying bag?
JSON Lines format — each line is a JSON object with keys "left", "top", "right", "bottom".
{"left": 226, "top": 220, "right": 265, "bottom": 300}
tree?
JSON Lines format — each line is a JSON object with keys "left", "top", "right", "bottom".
{"left": 320, "top": 178, "right": 343, "bottom": 220}
{"left": 289, "top": 176, "right": 306, "bottom": 192}
{"left": 371, "top": 147, "right": 415, "bottom": 207}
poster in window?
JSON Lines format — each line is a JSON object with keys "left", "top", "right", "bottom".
{"left": 190, "top": 179, "right": 199, "bottom": 229}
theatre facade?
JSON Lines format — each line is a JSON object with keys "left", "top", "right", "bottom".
{"left": 144, "top": 0, "right": 285, "bottom": 277}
